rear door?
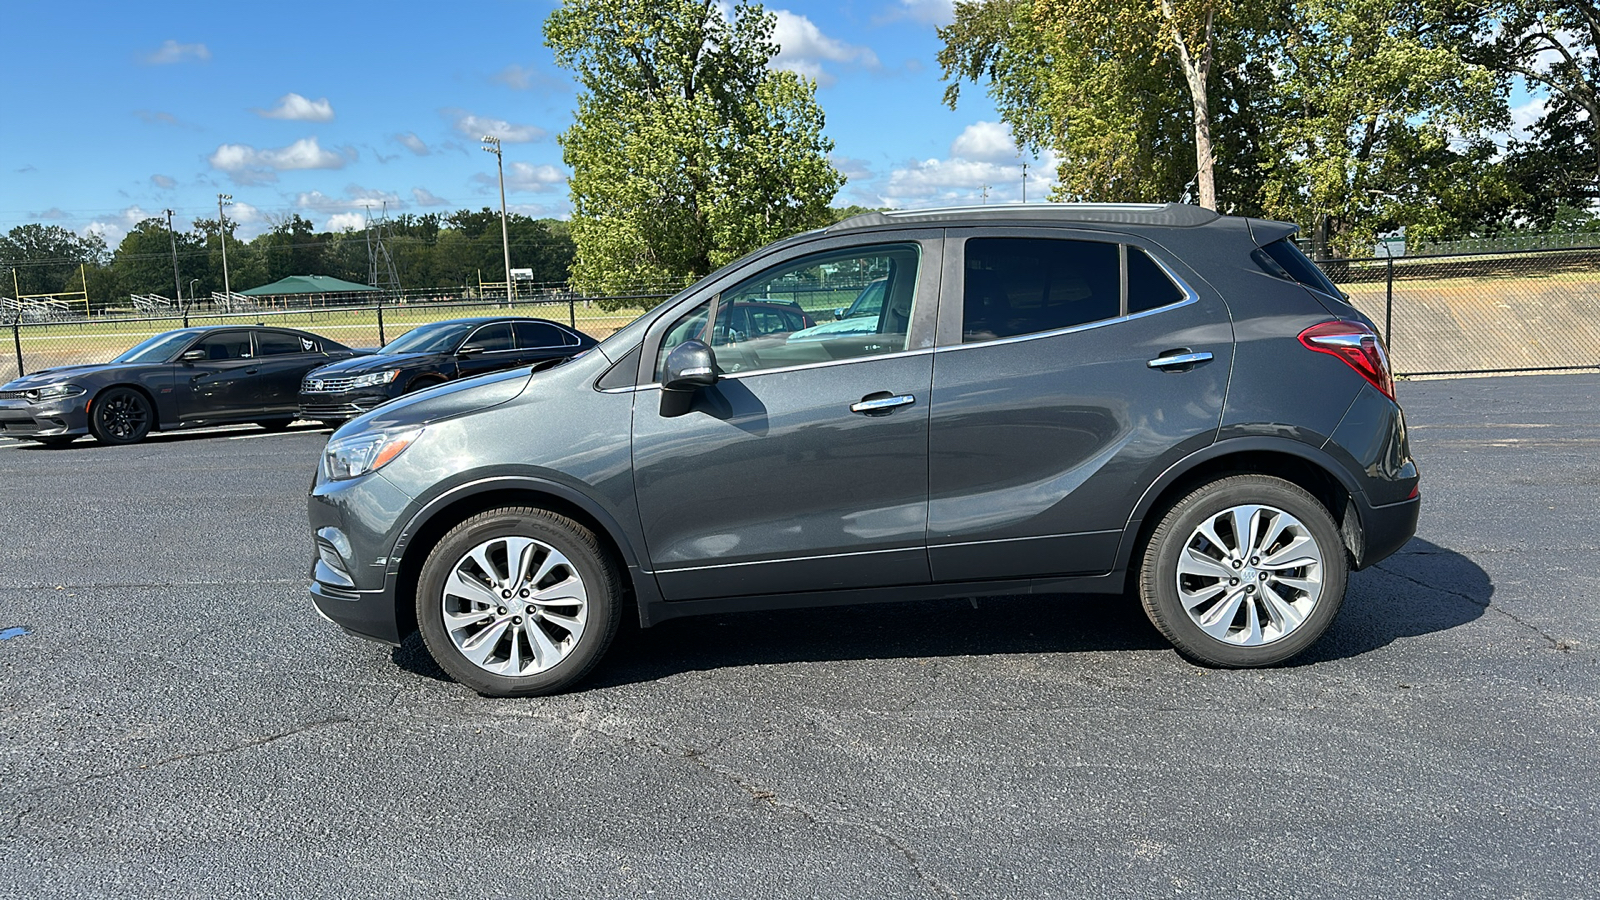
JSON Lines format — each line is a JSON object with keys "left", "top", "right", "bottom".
{"left": 251, "top": 330, "right": 322, "bottom": 415}
{"left": 456, "top": 323, "right": 517, "bottom": 379}
{"left": 926, "top": 230, "right": 1233, "bottom": 581}
{"left": 512, "top": 321, "right": 581, "bottom": 369}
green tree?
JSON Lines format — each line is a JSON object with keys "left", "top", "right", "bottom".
{"left": 0, "top": 224, "right": 107, "bottom": 296}
{"left": 545, "top": 0, "right": 843, "bottom": 301}
{"left": 112, "top": 218, "right": 206, "bottom": 299}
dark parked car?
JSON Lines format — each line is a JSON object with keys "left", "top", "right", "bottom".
{"left": 0, "top": 325, "right": 360, "bottom": 446}
{"left": 298, "top": 316, "right": 596, "bottom": 423}
{"left": 308, "top": 203, "right": 1419, "bottom": 696}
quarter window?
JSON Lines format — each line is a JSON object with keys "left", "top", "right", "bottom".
{"left": 655, "top": 243, "right": 922, "bottom": 378}
{"left": 1127, "top": 248, "right": 1186, "bottom": 314}
{"left": 962, "top": 238, "right": 1120, "bottom": 342}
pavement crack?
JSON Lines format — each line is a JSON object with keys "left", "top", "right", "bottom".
{"left": 1369, "top": 561, "right": 1488, "bottom": 608}
{"left": 1371, "top": 562, "right": 1572, "bottom": 651}
{"left": 12, "top": 717, "right": 353, "bottom": 804}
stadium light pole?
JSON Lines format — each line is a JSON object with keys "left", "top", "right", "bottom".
{"left": 217, "top": 194, "right": 234, "bottom": 297}
{"left": 481, "top": 135, "right": 513, "bottom": 303}
{"left": 164, "top": 209, "right": 182, "bottom": 303}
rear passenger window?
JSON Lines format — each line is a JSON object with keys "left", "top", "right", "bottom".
{"left": 514, "top": 321, "right": 569, "bottom": 349}
{"left": 257, "top": 332, "right": 309, "bottom": 356}
{"left": 962, "top": 238, "right": 1120, "bottom": 342}
{"left": 1127, "top": 248, "right": 1185, "bottom": 314}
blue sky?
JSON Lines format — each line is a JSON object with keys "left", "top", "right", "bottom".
{"left": 1, "top": 0, "right": 1055, "bottom": 245}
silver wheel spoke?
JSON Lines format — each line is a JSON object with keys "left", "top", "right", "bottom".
{"left": 442, "top": 533, "right": 590, "bottom": 677}
{"left": 1176, "top": 501, "right": 1324, "bottom": 647}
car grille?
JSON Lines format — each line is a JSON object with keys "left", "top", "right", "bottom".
{"left": 299, "top": 400, "right": 382, "bottom": 418}
{"left": 301, "top": 375, "right": 362, "bottom": 393}
{"left": 0, "top": 390, "right": 27, "bottom": 400}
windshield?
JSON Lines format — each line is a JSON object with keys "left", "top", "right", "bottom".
{"left": 380, "top": 322, "right": 476, "bottom": 355}
{"left": 113, "top": 331, "right": 201, "bottom": 364}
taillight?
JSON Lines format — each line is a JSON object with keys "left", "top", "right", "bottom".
{"left": 1298, "top": 320, "right": 1395, "bottom": 400}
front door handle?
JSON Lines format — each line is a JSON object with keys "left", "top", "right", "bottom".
{"left": 245, "top": 367, "right": 259, "bottom": 375}
{"left": 850, "top": 393, "right": 916, "bottom": 415}
{"left": 1147, "top": 350, "right": 1213, "bottom": 370}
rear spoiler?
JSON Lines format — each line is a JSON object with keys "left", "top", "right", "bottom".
{"left": 1244, "top": 218, "right": 1298, "bottom": 248}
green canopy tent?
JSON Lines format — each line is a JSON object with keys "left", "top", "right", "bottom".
{"left": 239, "top": 275, "right": 380, "bottom": 309}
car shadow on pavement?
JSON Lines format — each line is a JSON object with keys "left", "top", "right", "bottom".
{"left": 1292, "top": 537, "right": 1490, "bottom": 665}
{"left": 390, "top": 537, "right": 1491, "bottom": 689}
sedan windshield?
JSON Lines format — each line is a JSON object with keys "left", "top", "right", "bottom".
{"left": 113, "top": 331, "right": 201, "bottom": 364}
{"left": 380, "top": 322, "right": 476, "bottom": 355}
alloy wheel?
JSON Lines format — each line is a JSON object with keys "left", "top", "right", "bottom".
{"left": 439, "top": 535, "right": 589, "bottom": 677}
{"left": 1175, "top": 503, "right": 1325, "bottom": 646}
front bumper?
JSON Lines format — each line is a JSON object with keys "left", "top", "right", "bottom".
{"left": 0, "top": 397, "right": 88, "bottom": 438}
{"left": 307, "top": 468, "right": 417, "bottom": 645}
{"left": 298, "top": 389, "right": 393, "bottom": 421}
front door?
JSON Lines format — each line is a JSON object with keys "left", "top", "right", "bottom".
{"left": 178, "top": 330, "right": 261, "bottom": 420}
{"left": 631, "top": 237, "right": 943, "bottom": 601}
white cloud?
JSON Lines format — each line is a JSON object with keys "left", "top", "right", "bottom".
{"left": 256, "top": 93, "right": 335, "bottom": 122}
{"left": 296, "top": 186, "right": 403, "bottom": 217}
{"left": 395, "top": 132, "right": 430, "bottom": 155}
{"left": 831, "top": 154, "right": 874, "bottom": 182}
{"left": 771, "top": 11, "right": 878, "bottom": 87}
{"left": 475, "top": 161, "right": 567, "bottom": 193}
{"left": 880, "top": 155, "right": 1051, "bottom": 208}
{"left": 444, "top": 109, "right": 546, "bottom": 143}
{"left": 151, "top": 174, "right": 177, "bottom": 189}
{"left": 325, "top": 212, "right": 367, "bottom": 233}
{"left": 134, "top": 110, "right": 181, "bottom": 126}
{"left": 950, "top": 121, "right": 1017, "bottom": 163}
{"left": 412, "top": 187, "right": 450, "bottom": 207}
{"left": 895, "top": 0, "right": 955, "bottom": 25}
{"left": 209, "top": 137, "right": 348, "bottom": 184}
{"left": 492, "top": 64, "right": 564, "bottom": 92}
{"left": 144, "top": 40, "right": 210, "bottom": 65}
{"left": 36, "top": 208, "right": 69, "bottom": 220}
{"left": 81, "top": 205, "right": 156, "bottom": 246}
{"left": 1510, "top": 95, "right": 1550, "bottom": 140}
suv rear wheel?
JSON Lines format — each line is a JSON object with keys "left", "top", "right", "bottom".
{"left": 1138, "top": 475, "right": 1347, "bottom": 667}
{"left": 416, "top": 507, "right": 622, "bottom": 696}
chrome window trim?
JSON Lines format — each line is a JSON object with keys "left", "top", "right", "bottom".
{"left": 942, "top": 249, "right": 1200, "bottom": 354}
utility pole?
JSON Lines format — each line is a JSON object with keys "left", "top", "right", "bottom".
{"left": 1021, "top": 163, "right": 1029, "bottom": 203}
{"left": 481, "top": 135, "right": 513, "bottom": 303}
{"left": 217, "top": 194, "right": 234, "bottom": 297}
{"left": 980, "top": 184, "right": 990, "bottom": 205}
{"left": 164, "top": 209, "right": 182, "bottom": 303}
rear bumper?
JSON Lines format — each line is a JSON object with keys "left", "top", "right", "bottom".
{"left": 1352, "top": 492, "right": 1420, "bottom": 569}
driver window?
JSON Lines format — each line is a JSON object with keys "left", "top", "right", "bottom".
{"left": 654, "top": 243, "right": 921, "bottom": 379}
{"left": 194, "top": 332, "right": 253, "bottom": 361}
{"left": 462, "top": 323, "right": 514, "bottom": 352}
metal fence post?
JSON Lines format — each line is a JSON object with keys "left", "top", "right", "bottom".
{"left": 1384, "top": 256, "right": 1395, "bottom": 351}
{"left": 376, "top": 299, "right": 386, "bottom": 347}
{"left": 569, "top": 297, "right": 577, "bottom": 329}
{"left": 11, "top": 319, "right": 23, "bottom": 377}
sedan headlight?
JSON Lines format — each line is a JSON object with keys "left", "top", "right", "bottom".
{"left": 24, "top": 383, "right": 85, "bottom": 403}
{"left": 322, "top": 427, "right": 422, "bottom": 481}
{"left": 347, "top": 369, "right": 402, "bottom": 389}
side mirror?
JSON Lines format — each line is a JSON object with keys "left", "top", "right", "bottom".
{"left": 180, "top": 349, "right": 206, "bottom": 362}
{"left": 834, "top": 307, "right": 846, "bottom": 320}
{"left": 660, "top": 340, "right": 717, "bottom": 418}
{"left": 457, "top": 345, "right": 483, "bottom": 357}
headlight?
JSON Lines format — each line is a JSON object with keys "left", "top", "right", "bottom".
{"left": 348, "top": 369, "right": 401, "bottom": 389}
{"left": 322, "top": 427, "right": 422, "bottom": 481}
{"left": 24, "top": 383, "right": 85, "bottom": 403}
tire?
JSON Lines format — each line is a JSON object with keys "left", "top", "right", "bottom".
{"left": 255, "top": 418, "right": 295, "bottom": 432}
{"left": 1138, "top": 475, "right": 1348, "bottom": 667}
{"left": 415, "top": 507, "right": 622, "bottom": 697}
{"left": 89, "top": 387, "right": 154, "bottom": 445}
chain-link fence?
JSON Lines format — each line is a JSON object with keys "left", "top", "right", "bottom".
{"left": 1322, "top": 247, "right": 1600, "bottom": 376}
{"left": 2, "top": 293, "right": 660, "bottom": 382}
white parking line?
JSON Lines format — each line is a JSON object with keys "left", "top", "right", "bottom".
{"left": 227, "top": 429, "right": 330, "bottom": 441}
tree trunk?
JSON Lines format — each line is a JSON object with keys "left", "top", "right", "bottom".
{"left": 1162, "top": 1, "right": 1217, "bottom": 209}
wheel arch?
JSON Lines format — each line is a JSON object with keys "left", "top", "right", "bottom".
{"left": 1117, "top": 438, "right": 1363, "bottom": 583}
{"left": 391, "top": 477, "right": 642, "bottom": 638}
{"left": 87, "top": 382, "right": 163, "bottom": 432}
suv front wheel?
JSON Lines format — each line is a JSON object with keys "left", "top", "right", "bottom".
{"left": 1138, "top": 475, "right": 1348, "bottom": 667}
{"left": 416, "top": 507, "right": 622, "bottom": 696}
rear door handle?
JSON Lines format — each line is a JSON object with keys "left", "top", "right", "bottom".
{"left": 850, "top": 393, "right": 916, "bottom": 415}
{"left": 1147, "top": 350, "right": 1213, "bottom": 370}
{"left": 245, "top": 368, "right": 259, "bottom": 375}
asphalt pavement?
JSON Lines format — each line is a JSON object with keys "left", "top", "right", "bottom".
{"left": 1, "top": 374, "right": 1596, "bottom": 899}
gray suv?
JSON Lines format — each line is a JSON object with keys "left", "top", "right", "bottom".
{"left": 308, "top": 204, "right": 1419, "bottom": 696}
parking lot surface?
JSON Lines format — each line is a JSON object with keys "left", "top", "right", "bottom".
{"left": 2, "top": 374, "right": 1597, "bottom": 899}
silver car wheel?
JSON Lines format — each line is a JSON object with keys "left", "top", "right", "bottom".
{"left": 440, "top": 535, "right": 590, "bottom": 677}
{"left": 1175, "top": 503, "right": 1325, "bottom": 646}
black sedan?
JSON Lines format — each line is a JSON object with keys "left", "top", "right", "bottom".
{"left": 0, "top": 326, "right": 362, "bottom": 446}
{"left": 298, "top": 317, "right": 597, "bottom": 424}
